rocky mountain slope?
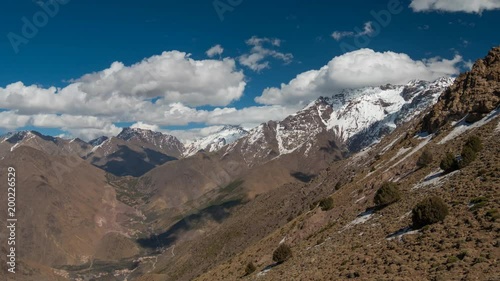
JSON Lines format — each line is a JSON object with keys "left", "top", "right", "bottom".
{"left": 0, "top": 131, "right": 93, "bottom": 158}
{"left": 0, "top": 147, "right": 144, "bottom": 281}
{"left": 423, "top": 46, "right": 500, "bottom": 132}
{"left": 85, "top": 127, "right": 183, "bottom": 177}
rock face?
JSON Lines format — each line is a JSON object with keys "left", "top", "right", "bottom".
{"left": 86, "top": 128, "right": 183, "bottom": 177}
{"left": 423, "top": 47, "right": 500, "bottom": 132}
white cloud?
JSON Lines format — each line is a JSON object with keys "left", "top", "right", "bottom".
{"left": 76, "top": 51, "right": 245, "bottom": 107}
{"left": 256, "top": 48, "right": 463, "bottom": 106}
{"left": 0, "top": 52, "right": 246, "bottom": 116}
{"left": 130, "top": 122, "right": 161, "bottom": 131}
{"left": 332, "top": 22, "right": 374, "bottom": 41}
{"left": 0, "top": 51, "right": 255, "bottom": 139}
{"left": 410, "top": 0, "right": 500, "bottom": 13}
{"left": 206, "top": 44, "right": 224, "bottom": 58}
{"left": 0, "top": 111, "right": 31, "bottom": 129}
{"left": 238, "top": 36, "right": 293, "bottom": 72}
{"left": 65, "top": 125, "right": 122, "bottom": 140}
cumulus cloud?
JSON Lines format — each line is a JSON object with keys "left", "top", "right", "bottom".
{"left": 206, "top": 44, "right": 224, "bottom": 57}
{"left": 410, "top": 0, "right": 500, "bottom": 13}
{"left": 332, "top": 22, "right": 374, "bottom": 41}
{"left": 0, "top": 51, "right": 253, "bottom": 139}
{"left": 238, "top": 36, "right": 293, "bottom": 72}
{"left": 130, "top": 122, "right": 161, "bottom": 132}
{"left": 77, "top": 51, "right": 245, "bottom": 107}
{"left": 65, "top": 125, "right": 122, "bottom": 140}
{"left": 256, "top": 48, "right": 463, "bottom": 106}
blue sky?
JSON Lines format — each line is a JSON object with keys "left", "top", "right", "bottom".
{"left": 0, "top": 0, "right": 499, "bottom": 140}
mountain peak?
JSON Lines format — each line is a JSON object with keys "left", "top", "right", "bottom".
{"left": 423, "top": 46, "right": 500, "bottom": 133}
{"left": 89, "top": 136, "right": 109, "bottom": 147}
{"left": 183, "top": 125, "right": 249, "bottom": 157}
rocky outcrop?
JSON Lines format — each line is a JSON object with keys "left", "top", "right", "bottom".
{"left": 423, "top": 47, "right": 500, "bottom": 132}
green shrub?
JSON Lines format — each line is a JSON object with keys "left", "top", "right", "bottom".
{"left": 464, "top": 136, "right": 483, "bottom": 153}
{"left": 446, "top": 256, "right": 459, "bottom": 264}
{"left": 374, "top": 182, "right": 401, "bottom": 207}
{"left": 412, "top": 196, "right": 449, "bottom": 228}
{"left": 335, "top": 181, "right": 343, "bottom": 190}
{"left": 459, "top": 146, "right": 477, "bottom": 168}
{"left": 485, "top": 209, "right": 499, "bottom": 221}
{"left": 417, "top": 149, "right": 434, "bottom": 168}
{"left": 272, "top": 244, "right": 292, "bottom": 264}
{"left": 244, "top": 262, "right": 256, "bottom": 275}
{"left": 319, "top": 197, "right": 334, "bottom": 211}
{"left": 440, "top": 152, "right": 458, "bottom": 173}
{"left": 470, "top": 198, "right": 487, "bottom": 211}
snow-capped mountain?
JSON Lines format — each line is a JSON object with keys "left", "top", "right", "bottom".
{"left": 328, "top": 77, "right": 455, "bottom": 150}
{"left": 0, "top": 78, "right": 453, "bottom": 176}
{"left": 183, "top": 125, "right": 249, "bottom": 157}
{"left": 221, "top": 77, "right": 454, "bottom": 166}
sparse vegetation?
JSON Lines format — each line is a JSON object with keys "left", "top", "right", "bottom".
{"left": 446, "top": 256, "right": 459, "bottom": 264}
{"left": 272, "top": 244, "right": 292, "bottom": 264}
{"left": 441, "top": 136, "right": 484, "bottom": 172}
{"left": 412, "top": 196, "right": 449, "bottom": 228}
{"left": 374, "top": 182, "right": 401, "bottom": 207}
{"left": 458, "top": 146, "right": 477, "bottom": 168}
{"left": 440, "top": 152, "right": 458, "bottom": 173}
{"left": 319, "top": 197, "right": 334, "bottom": 211}
{"left": 485, "top": 209, "right": 499, "bottom": 221}
{"left": 417, "top": 149, "right": 434, "bottom": 168}
{"left": 470, "top": 197, "right": 488, "bottom": 210}
{"left": 464, "top": 136, "right": 483, "bottom": 152}
{"left": 335, "top": 181, "right": 343, "bottom": 190}
{"left": 244, "top": 262, "right": 256, "bottom": 275}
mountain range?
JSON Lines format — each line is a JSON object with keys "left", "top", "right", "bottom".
{"left": 1, "top": 47, "right": 499, "bottom": 281}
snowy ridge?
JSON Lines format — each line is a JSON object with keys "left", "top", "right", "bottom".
{"left": 327, "top": 77, "right": 454, "bottom": 143}
{"left": 183, "top": 125, "right": 249, "bottom": 157}
{"left": 222, "top": 77, "right": 453, "bottom": 165}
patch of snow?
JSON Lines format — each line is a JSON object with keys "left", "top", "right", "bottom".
{"left": 257, "top": 266, "right": 273, "bottom": 277}
{"left": 355, "top": 196, "right": 366, "bottom": 204}
{"left": 385, "top": 136, "right": 432, "bottom": 172}
{"left": 279, "top": 237, "right": 286, "bottom": 245}
{"left": 381, "top": 135, "right": 401, "bottom": 153}
{"left": 399, "top": 211, "right": 412, "bottom": 221}
{"left": 91, "top": 139, "right": 109, "bottom": 152}
{"left": 438, "top": 108, "right": 500, "bottom": 144}
{"left": 412, "top": 170, "right": 459, "bottom": 190}
{"left": 340, "top": 209, "right": 375, "bottom": 232}
{"left": 388, "top": 147, "right": 412, "bottom": 163}
{"left": 10, "top": 142, "right": 21, "bottom": 152}
{"left": 386, "top": 227, "right": 419, "bottom": 241}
